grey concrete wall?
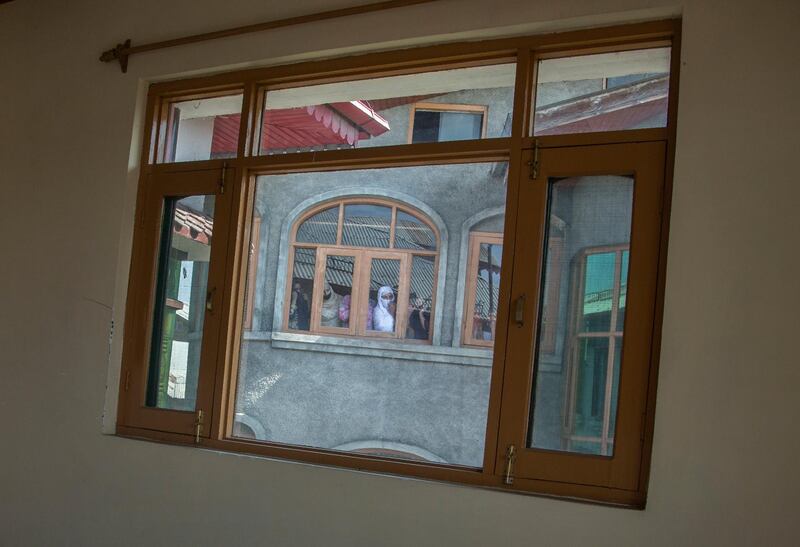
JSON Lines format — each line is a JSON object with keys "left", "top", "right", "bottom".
{"left": 236, "top": 343, "right": 491, "bottom": 466}
{"left": 360, "top": 86, "right": 515, "bottom": 147}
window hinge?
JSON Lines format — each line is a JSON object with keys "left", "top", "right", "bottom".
{"left": 503, "top": 444, "right": 516, "bottom": 485}
{"left": 528, "top": 139, "right": 540, "bottom": 180}
{"left": 194, "top": 410, "right": 205, "bottom": 444}
{"left": 219, "top": 162, "right": 228, "bottom": 195}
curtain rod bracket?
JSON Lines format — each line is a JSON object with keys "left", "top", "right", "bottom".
{"left": 96, "top": 1, "right": 438, "bottom": 74}
{"left": 99, "top": 39, "right": 131, "bottom": 73}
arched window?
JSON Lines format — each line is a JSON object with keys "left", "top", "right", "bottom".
{"left": 284, "top": 198, "right": 439, "bottom": 343}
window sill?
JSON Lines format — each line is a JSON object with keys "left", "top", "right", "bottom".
{"left": 243, "top": 330, "right": 493, "bottom": 367}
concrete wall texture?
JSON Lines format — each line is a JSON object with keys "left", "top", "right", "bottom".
{"left": 1, "top": 1, "right": 798, "bottom": 546}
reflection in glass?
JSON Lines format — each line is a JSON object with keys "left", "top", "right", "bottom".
{"left": 529, "top": 176, "right": 633, "bottom": 456}
{"left": 165, "top": 95, "right": 243, "bottom": 162}
{"left": 342, "top": 204, "right": 391, "bottom": 248}
{"left": 471, "top": 240, "right": 502, "bottom": 344}
{"left": 394, "top": 210, "right": 436, "bottom": 251}
{"left": 581, "top": 252, "right": 616, "bottom": 333}
{"left": 321, "top": 255, "right": 354, "bottom": 329}
{"left": 366, "top": 259, "right": 399, "bottom": 333}
{"left": 233, "top": 162, "right": 508, "bottom": 467}
{"left": 146, "top": 195, "right": 215, "bottom": 410}
{"left": 288, "top": 248, "right": 315, "bottom": 331}
{"left": 406, "top": 256, "right": 434, "bottom": 341}
{"left": 296, "top": 206, "right": 338, "bottom": 244}
{"left": 533, "top": 48, "right": 670, "bottom": 136}
{"left": 260, "top": 64, "right": 515, "bottom": 154}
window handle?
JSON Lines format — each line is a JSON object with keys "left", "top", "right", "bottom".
{"left": 514, "top": 294, "right": 526, "bottom": 327}
{"left": 206, "top": 287, "right": 216, "bottom": 313}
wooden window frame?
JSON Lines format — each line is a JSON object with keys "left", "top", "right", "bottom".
{"left": 407, "top": 102, "right": 489, "bottom": 144}
{"left": 282, "top": 197, "right": 439, "bottom": 342}
{"left": 462, "top": 231, "right": 503, "bottom": 348}
{"left": 117, "top": 19, "right": 681, "bottom": 508}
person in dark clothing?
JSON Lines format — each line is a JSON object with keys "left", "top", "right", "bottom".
{"left": 406, "top": 292, "right": 430, "bottom": 340}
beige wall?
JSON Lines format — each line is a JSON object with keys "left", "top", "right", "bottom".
{"left": 1, "top": 0, "right": 798, "bottom": 545}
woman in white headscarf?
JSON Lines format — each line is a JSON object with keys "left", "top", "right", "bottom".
{"left": 372, "top": 285, "right": 396, "bottom": 333}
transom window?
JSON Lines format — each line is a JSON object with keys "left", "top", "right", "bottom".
{"left": 285, "top": 198, "right": 438, "bottom": 342}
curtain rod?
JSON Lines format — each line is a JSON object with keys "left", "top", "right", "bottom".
{"left": 99, "top": 0, "right": 439, "bottom": 73}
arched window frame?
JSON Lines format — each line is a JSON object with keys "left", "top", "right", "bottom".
{"left": 275, "top": 192, "right": 446, "bottom": 344}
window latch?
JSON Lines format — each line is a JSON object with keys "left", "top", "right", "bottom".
{"left": 504, "top": 444, "right": 516, "bottom": 485}
{"left": 527, "top": 140, "right": 540, "bottom": 180}
{"left": 194, "top": 410, "right": 205, "bottom": 444}
{"left": 206, "top": 287, "right": 216, "bottom": 313}
{"left": 514, "top": 294, "right": 526, "bottom": 327}
{"left": 219, "top": 162, "right": 228, "bottom": 195}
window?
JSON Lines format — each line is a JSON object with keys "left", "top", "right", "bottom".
{"left": 118, "top": 20, "right": 679, "bottom": 507}
{"left": 284, "top": 198, "right": 438, "bottom": 342}
{"left": 463, "top": 232, "right": 503, "bottom": 347}
{"left": 410, "top": 103, "right": 488, "bottom": 143}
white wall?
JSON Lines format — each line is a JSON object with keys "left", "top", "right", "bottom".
{"left": 1, "top": 0, "right": 798, "bottom": 545}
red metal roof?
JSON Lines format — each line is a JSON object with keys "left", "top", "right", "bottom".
{"left": 211, "top": 100, "right": 391, "bottom": 155}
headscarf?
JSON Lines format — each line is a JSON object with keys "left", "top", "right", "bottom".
{"left": 372, "top": 285, "right": 395, "bottom": 332}
{"left": 320, "top": 280, "right": 342, "bottom": 327}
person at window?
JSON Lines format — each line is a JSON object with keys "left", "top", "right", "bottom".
{"left": 406, "top": 292, "right": 429, "bottom": 340}
{"left": 288, "top": 282, "right": 311, "bottom": 330}
{"left": 372, "top": 285, "right": 396, "bottom": 332}
{"left": 320, "top": 280, "right": 344, "bottom": 327}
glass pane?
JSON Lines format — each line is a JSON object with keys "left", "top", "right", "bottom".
{"left": 406, "top": 255, "right": 434, "bottom": 341}
{"left": 470, "top": 241, "right": 502, "bottom": 343}
{"left": 296, "top": 206, "right": 338, "bottom": 244}
{"left": 342, "top": 204, "right": 391, "bottom": 248}
{"left": 164, "top": 94, "right": 243, "bottom": 162}
{"left": 411, "top": 110, "right": 483, "bottom": 143}
{"left": 532, "top": 48, "right": 670, "bottom": 136}
{"left": 366, "top": 259, "right": 400, "bottom": 334}
{"left": 321, "top": 255, "right": 354, "bottom": 329}
{"left": 394, "top": 210, "right": 436, "bottom": 250}
{"left": 146, "top": 195, "right": 215, "bottom": 410}
{"left": 529, "top": 175, "right": 633, "bottom": 456}
{"left": 234, "top": 162, "right": 507, "bottom": 467}
{"left": 259, "top": 64, "right": 515, "bottom": 154}
{"left": 288, "top": 248, "right": 315, "bottom": 331}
